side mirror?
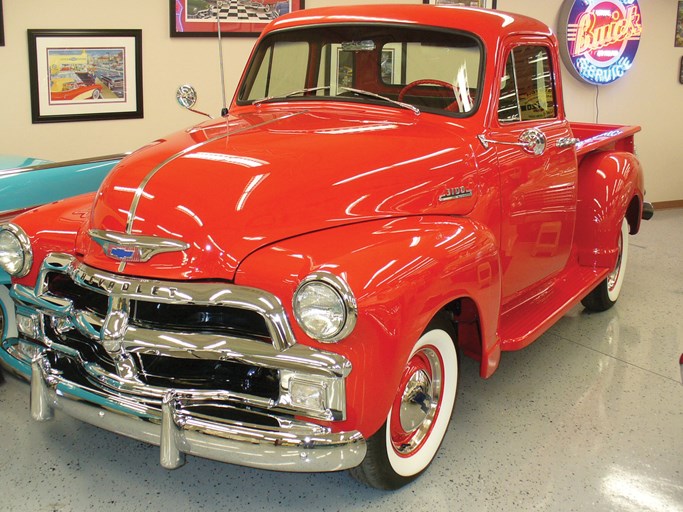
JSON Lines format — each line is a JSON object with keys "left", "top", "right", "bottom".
{"left": 176, "top": 85, "right": 212, "bottom": 119}
{"left": 519, "top": 129, "right": 547, "bottom": 156}
{"left": 176, "top": 84, "right": 198, "bottom": 110}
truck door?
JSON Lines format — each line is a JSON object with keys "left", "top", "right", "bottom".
{"left": 485, "top": 42, "right": 578, "bottom": 303}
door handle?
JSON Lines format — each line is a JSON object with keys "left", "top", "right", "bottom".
{"left": 556, "top": 137, "right": 580, "bottom": 148}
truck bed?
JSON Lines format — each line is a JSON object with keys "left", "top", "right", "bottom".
{"left": 571, "top": 121, "right": 641, "bottom": 158}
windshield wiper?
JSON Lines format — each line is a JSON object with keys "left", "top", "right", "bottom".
{"left": 340, "top": 87, "right": 420, "bottom": 115}
{"left": 252, "top": 86, "right": 331, "bottom": 106}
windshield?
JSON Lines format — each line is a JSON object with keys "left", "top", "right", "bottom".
{"left": 238, "top": 24, "right": 483, "bottom": 115}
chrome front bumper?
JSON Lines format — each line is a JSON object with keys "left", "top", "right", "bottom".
{"left": 1, "top": 345, "right": 366, "bottom": 472}
{"left": 0, "top": 253, "right": 367, "bottom": 472}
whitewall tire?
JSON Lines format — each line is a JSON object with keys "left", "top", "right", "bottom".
{"left": 582, "top": 218, "right": 629, "bottom": 312}
{"left": 350, "top": 315, "right": 459, "bottom": 489}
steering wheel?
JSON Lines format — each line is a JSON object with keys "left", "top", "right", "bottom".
{"left": 397, "top": 79, "right": 460, "bottom": 112}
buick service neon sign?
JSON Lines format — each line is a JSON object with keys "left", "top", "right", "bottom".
{"left": 559, "top": 0, "right": 643, "bottom": 85}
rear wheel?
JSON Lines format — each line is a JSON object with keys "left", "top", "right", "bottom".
{"left": 582, "top": 218, "right": 629, "bottom": 312}
{"left": 350, "top": 315, "right": 459, "bottom": 489}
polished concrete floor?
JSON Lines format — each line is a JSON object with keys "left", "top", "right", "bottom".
{"left": 1, "top": 209, "right": 681, "bottom": 512}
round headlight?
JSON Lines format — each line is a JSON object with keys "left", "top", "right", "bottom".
{"left": 0, "top": 224, "right": 32, "bottom": 277}
{"left": 293, "top": 272, "right": 357, "bottom": 343}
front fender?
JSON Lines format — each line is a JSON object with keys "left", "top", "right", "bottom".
{"left": 235, "top": 216, "right": 501, "bottom": 438}
{"left": 6, "top": 193, "right": 95, "bottom": 288}
{"left": 576, "top": 151, "right": 644, "bottom": 269}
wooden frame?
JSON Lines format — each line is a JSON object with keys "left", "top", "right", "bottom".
{"left": 28, "top": 29, "right": 143, "bottom": 124}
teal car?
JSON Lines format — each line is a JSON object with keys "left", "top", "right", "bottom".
{"left": 0, "top": 154, "right": 123, "bottom": 345}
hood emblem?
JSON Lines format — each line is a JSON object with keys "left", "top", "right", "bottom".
{"left": 109, "top": 246, "right": 139, "bottom": 262}
{"left": 89, "top": 229, "right": 190, "bottom": 263}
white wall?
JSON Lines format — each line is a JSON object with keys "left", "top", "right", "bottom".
{"left": 0, "top": 0, "right": 680, "bottom": 202}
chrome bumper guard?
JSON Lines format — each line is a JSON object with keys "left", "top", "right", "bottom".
{"left": 18, "top": 351, "right": 366, "bottom": 472}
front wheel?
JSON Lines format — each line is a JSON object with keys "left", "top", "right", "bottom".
{"left": 582, "top": 218, "right": 629, "bottom": 312}
{"left": 350, "top": 316, "right": 459, "bottom": 489}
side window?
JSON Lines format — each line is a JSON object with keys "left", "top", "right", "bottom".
{"left": 498, "top": 45, "right": 556, "bottom": 123}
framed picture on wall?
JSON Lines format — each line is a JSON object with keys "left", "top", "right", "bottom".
{"left": 676, "top": 1, "right": 683, "bottom": 47}
{"left": 170, "top": 0, "right": 305, "bottom": 37}
{"left": 422, "top": 0, "right": 496, "bottom": 7}
{"left": 28, "top": 29, "right": 143, "bottom": 124}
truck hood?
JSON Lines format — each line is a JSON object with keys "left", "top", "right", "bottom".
{"left": 81, "top": 105, "right": 479, "bottom": 280}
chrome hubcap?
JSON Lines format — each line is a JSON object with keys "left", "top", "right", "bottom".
{"left": 391, "top": 347, "right": 443, "bottom": 455}
{"left": 399, "top": 369, "right": 434, "bottom": 432}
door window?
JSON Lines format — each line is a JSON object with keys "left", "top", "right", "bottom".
{"left": 498, "top": 46, "right": 556, "bottom": 123}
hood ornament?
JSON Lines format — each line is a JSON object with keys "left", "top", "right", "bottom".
{"left": 89, "top": 229, "right": 190, "bottom": 264}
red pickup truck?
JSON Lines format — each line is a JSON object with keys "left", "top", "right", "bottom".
{"left": 0, "top": 5, "right": 652, "bottom": 489}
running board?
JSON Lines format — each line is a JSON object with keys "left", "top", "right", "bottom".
{"left": 499, "top": 265, "right": 610, "bottom": 351}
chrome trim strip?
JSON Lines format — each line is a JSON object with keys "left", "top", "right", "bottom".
{"left": 0, "top": 207, "right": 36, "bottom": 224}
{"left": 124, "top": 111, "right": 307, "bottom": 235}
{"left": 27, "top": 353, "right": 366, "bottom": 472}
{"left": 0, "top": 153, "right": 126, "bottom": 177}
{"left": 121, "top": 326, "right": 350, "bottom": 377}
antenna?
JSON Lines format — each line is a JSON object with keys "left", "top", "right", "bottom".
{"left": 215, "top": 0, "right": 229, "bottom": 117}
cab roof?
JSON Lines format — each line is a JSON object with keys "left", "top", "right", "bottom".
{"left": 266, "top": 4, "right": 553, "bottom": 41}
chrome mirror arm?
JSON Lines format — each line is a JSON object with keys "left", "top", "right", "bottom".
{"left": 477, "top": 134, "right": 525, "bottom": 150}
{"left": 477, "top": 128, "right": 547, "bottom": 156}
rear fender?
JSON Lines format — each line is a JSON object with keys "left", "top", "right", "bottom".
{"left": 576, "top": 151, "right": 644, "bottom": 269}
{"left": 236, "top": 216, "right": 501, "bottom": 438}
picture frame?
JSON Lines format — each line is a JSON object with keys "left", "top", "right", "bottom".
{"left": 28, "top": 29, "right": 143, "bottom": 124}
{"left": 422, "top": 0, "right": 496, "bottom": 7}
{"left": 171, "top": 0, "right": 305, "bottom": 37}
{"left": 680, "top": 56, "right": 683, "bottom": 84}
{"left": 676, "top": 1, "right": 683, "bottom": 47}
{"left": 0, "top": 0, "right": 5, "bottom": 47}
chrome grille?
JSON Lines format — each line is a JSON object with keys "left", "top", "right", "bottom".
{"left": 133, "top": 353, "right": 280, "bottom": 398}
{"left": 46, "top": 272, "right": 272, "bottom": 341}
{"left": 130, "top": 300, "right": 271, "bottom": 340}
{"left": 10, "top": 253, "right": 351, "bottom": 423}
